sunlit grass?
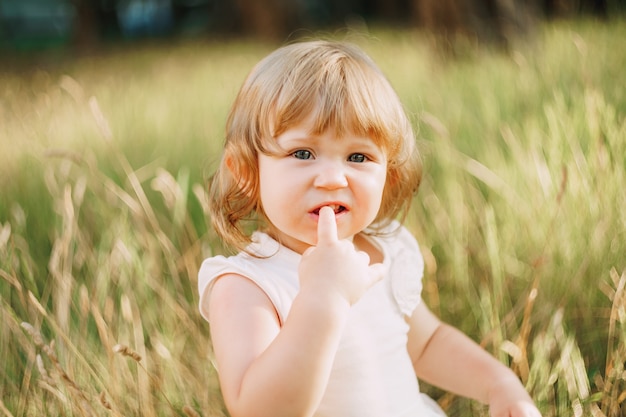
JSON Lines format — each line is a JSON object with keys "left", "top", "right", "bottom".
{"left": 1, "top": 19, "right": 625, "bottom": 416}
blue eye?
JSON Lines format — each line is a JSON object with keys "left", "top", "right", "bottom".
{"left": 292, "top": 150, "right": 312, "bottom": 160}
{"left": 348, "top": 153, "right": 367, "bottom": 163}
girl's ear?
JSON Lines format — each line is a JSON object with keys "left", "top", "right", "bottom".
{"left": 225, "top": 153, "right": 245, "bottom": 189}
{"left": 224, "top": 152, "right": 239, "bottom": 178}
{"left": 224, "top": 149, "right": 255, "bottom": 197}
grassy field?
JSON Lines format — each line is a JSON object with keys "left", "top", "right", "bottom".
{"left": 1, "top": 18, "right": 625, "bottom": 417}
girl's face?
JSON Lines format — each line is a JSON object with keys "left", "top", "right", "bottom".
{"left": 257, "top": 117, "right": 388, "bottom": 254}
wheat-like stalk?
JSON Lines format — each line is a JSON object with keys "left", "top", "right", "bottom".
{"left": 21, "top": 322, "right": 97, "bottom": 416}
{"left": 112, "top": 344, "right": 142, "bottom": 362}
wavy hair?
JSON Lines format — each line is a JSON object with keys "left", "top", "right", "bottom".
{"left": 208, "top": 40, "right": 421, "bottom": 252}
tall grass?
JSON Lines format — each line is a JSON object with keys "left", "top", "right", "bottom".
{"left": 1, "top": 19, "right": 625, "bottom": 416}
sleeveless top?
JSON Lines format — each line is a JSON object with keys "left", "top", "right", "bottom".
{"left": 198, "top": 221, "right": 446, "bottom": 417}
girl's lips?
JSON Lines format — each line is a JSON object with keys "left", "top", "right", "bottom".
{"left": 310, "top": 204, "right": 347, "bottom": 215}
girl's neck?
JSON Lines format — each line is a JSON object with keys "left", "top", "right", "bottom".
{"left": 353, "top": 233, "right": 384, "bottom": 265}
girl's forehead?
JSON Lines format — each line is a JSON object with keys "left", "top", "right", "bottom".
{"left": 273, "top": 113, "right": 371, "bottom": 141}
{"left": 277, "top": 123, "right": 374, "bottom": 143}
{"left": 265, "top": 84, "right": 400, "bottom": 153}
{"left": 271, "top": 103, "right": 369, "bottom": 136}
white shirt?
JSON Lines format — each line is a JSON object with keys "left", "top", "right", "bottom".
{"left": 198, "top": 221, "right": 446, "bottom": 417}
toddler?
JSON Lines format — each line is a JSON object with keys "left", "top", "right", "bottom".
{"left": 198, "top": 39, "right": 541, "bottom": 417}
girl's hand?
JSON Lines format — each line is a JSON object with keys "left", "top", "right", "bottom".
{"left": 298, "top": 206, "right": 384, "bottom": 306}
{"left": 488, "top": 377, "right": 542, "bottom": 417}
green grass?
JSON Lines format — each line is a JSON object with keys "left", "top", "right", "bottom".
{"left": 1, "top": 19, "right": 625, "bottom": 416}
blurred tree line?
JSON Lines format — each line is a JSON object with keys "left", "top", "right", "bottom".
{"left": 0, "top": 0, "right": 624, "bottom": 51}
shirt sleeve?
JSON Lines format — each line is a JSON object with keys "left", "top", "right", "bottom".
{"left": 197, "top": 247, "right": 300, "bottom": 325}
{"left": 387, "top": 225, "right": 424, "bottom": 317}
{"left": 197, "top": 255, "right": 238, "bottom": 322}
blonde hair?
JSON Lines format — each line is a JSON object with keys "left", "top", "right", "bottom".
{"left": 208, "top": 40, "right": 421, "bottom": 252}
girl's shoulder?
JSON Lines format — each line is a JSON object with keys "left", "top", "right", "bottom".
{"left": 198, "top": 231, "right": 300, "bottom": 323}
{"left": 366, "top": 221, "right": 425, "bottom": 317}
{"left": 367, "top": 220, "right": 421, "bottom": 252}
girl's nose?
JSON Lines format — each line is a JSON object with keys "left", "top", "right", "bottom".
{"left": 313, "top": 161, "right": 348, "bottom": 189}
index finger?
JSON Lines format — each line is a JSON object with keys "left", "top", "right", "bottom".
{"left": 316, "top": 206, "right": 338, "bottom": 245}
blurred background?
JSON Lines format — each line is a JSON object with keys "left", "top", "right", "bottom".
{"left": 1, "top": 0, "right": 625, "bottom": 52}
{"left": 1, "top": 1, "right": 626, "bottom": 416}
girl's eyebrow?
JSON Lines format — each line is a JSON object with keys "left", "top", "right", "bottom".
{"left": 350, "top": 136, "right": 379, "bottom": 147}
{"left": 276, "top": 133, "right": 318, "bottom": 147}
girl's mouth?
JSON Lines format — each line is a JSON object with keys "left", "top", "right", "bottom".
{"left": 312, "top": 204, "right": 347, "bottom": 215}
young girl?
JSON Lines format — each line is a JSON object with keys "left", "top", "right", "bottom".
{"left": 198, "top": 40, "right": 541, "bottom": 417}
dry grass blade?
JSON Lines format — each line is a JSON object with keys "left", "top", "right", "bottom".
{"left": 99, "top": 391, "right": 111, "bottom": 410}
{"left": 88, "top": 97, "right": 113, "bottom": 142}
{"left": 112, "top": 344, "right": 142, "bottom": 362}
{"left": 88, "top": 96, "right": 183, "bottom": 284}
{"left": 20, "top": 322, "right": 98, "bottom": 416}
{"left": 601, "top": 268, "right": 626, "bottom": 415}
{"left": 182, "top": 405, "right": 202, "bottom": 417}
{"left": 0, "top": 398, "right": 15, "bottom": 417}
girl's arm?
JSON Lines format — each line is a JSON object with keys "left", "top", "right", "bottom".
{"left": 208, "top": 273, "right": 350, "bottom": 417}
{"left": 407, "top": 302, "right": 542, "bottom": 417}
{"left": 207, "top": 207, "right": 383, "bottom": 417}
